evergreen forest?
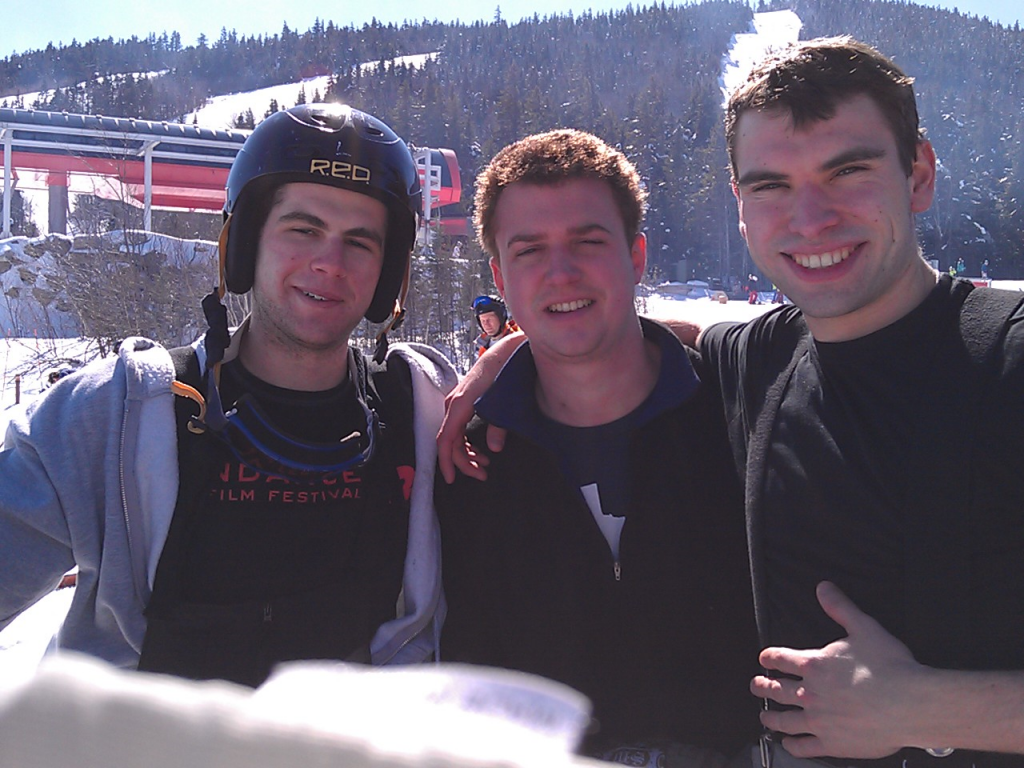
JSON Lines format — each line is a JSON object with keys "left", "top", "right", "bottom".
{"left": 2, "top": 0, "right": 1022, "bottom": 284}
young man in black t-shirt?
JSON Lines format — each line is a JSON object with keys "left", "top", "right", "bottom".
{"left": 697, "top": 36, "right": 1024, "bottom": 764}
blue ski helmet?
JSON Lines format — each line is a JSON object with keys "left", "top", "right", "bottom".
{"left": 472, "top": 295, "right": 508, "bottom": 330}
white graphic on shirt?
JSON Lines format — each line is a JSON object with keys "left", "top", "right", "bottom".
{"left": 580, "top": 483, "right": 624, "bottom": 560}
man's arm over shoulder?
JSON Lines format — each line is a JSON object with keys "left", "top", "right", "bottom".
{"left": 437, "top": 332, "right": 525, "bottom": 483}
{"left": 697, "top": 305, "right": 808, "bottom": 414}
{"left": 645, "top": 298, "right": 751, "bottom": 349}
{"left": 647, "top": 315, "right": 706, "bottom": 348}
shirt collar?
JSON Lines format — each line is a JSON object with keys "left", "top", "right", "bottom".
{"left": 475, "top": 317, "right": 700, "bottom": 441}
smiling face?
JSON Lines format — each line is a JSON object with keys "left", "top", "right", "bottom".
{"left": 733, "top": 94, "right": 938, "bottom": 341}
{"left": 490, "top": 177, "right": 646, "bottom": 365}
{"left": 248, "top": 182, "right": 387, "bottom": 361}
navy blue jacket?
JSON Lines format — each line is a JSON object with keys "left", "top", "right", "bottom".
{"left": 436, "top": 319, "right": 760, "bottom": 755}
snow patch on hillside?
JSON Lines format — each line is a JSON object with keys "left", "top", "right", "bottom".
{"left": 720, "top": 10, "right": 802, "bottom": 103}
{"left": 183, "top": 52, "right": 438, "bottom": 130}
{"left": 0, "top": 70, "right": 170, "bottom": 108}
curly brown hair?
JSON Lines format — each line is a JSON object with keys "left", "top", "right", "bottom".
{"left": 474, "top": 129, "right": 647, "bottom": 258}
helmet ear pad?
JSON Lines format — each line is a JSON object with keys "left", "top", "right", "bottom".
{"left": 368, "top": 199, "right": 414, "bottom": 323}
{"left": 222, "top": 175, "right": 278, "bottom": 295}
{"left": 221, "top": 175, "right": 414, "bottom": 324}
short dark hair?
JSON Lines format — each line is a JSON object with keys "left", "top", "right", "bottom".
{"left": 474, "top": 129, "right": 647, "bottom": 258}
{"left": 725, "top": 36, "right": 923, "bottom": 180}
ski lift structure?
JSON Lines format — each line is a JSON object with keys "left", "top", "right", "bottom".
{"left": 0, "top": 107, "right": 461, "bottom": 238}
{"left": 412, "top": 145, "right": 461, "bottom": 249}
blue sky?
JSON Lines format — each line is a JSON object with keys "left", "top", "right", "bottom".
{"left": 2, "top": 0, "right": 1020, "bottom": 57}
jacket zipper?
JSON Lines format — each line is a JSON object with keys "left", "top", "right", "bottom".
{"left": 119, "top": 412, "right": 132, "bottom": 551}
{"left": 119, "top": 402, "right": 148, "bottom": 604}
{"left": 613, "top": 560, "right": 621, "bottom": 581}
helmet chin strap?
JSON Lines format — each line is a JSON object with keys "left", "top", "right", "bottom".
{"left": 201, "top": 217, "right": 234, "bottom": 388}
{"left": 178, "top": 219, "right": 232, "bottom": 436}
{"left": 373, "top": 256, "right": 411, "bottom": 364}
{"left": 216, "top": 216, "right": 231, "bottom": 302}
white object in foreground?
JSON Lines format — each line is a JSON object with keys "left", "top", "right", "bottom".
{"left": 0, "top": 654, "right": 594, "bottom": 768}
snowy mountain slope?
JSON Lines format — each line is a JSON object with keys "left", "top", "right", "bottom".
{"left": 0, "top": 70, "right": 169, "bottom": 107}
{"left": 183, "top": 52, "right": 437, "bottom": 129}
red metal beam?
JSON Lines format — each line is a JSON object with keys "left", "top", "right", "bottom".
{"left": 130, "top": 190, "right": 226, "bottom": 210}
{"left": 0, "top": 149, "right": 229, "bottom": 190}
{"left": 3, "top": 143, "right": 457, "bottom": 216}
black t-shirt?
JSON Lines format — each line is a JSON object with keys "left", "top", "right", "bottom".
{"left": 181, "top": 359, "right": 411, "bottom": 603}
{"left": 140, "top": 351, "right": 415, "bottom": 686}
{"left": 701, "top": 276, "right": 1024, "bottom": 669}
{"left": 757, "top": 287, "right": 947, "bottom": 650}
{"left": 538, "top": 410, "right": 638, "bottom": 559}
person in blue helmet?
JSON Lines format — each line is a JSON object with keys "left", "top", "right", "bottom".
{"left": 0, "top": 104, "right": 458, "bottom": 687}
{"left": 472, "top": 294, "right": 517, "bottom": 358}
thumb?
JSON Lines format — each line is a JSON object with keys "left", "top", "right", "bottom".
{"left": 486, "top": 423, "right": 507, "bottom": 453}
{"left": 815, "top": 580, "right": 879, "bottom": 637}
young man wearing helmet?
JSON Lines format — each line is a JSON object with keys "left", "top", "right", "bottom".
{"left": 0, "top": 104, "right": 458, "bottom": 686}
{"left": 472, "top": 295, "right": 517, "bottom": 358}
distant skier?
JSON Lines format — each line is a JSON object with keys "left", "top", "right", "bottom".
{"left": 472, "top": 294, "right": 517, "bottom": 358}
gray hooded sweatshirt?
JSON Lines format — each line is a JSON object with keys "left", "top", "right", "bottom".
{"left": 0, "top": 328, "right": 457, "bottom": 671}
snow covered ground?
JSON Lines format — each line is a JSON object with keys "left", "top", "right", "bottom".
{"left": 0, "top": 336, "right": 99, "bottom": 410}
{"left": 0, "top": 70, "right": 170, "bottom": 107}
{"left": 0, "top": 588, "right": 74, "bottom": 689}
